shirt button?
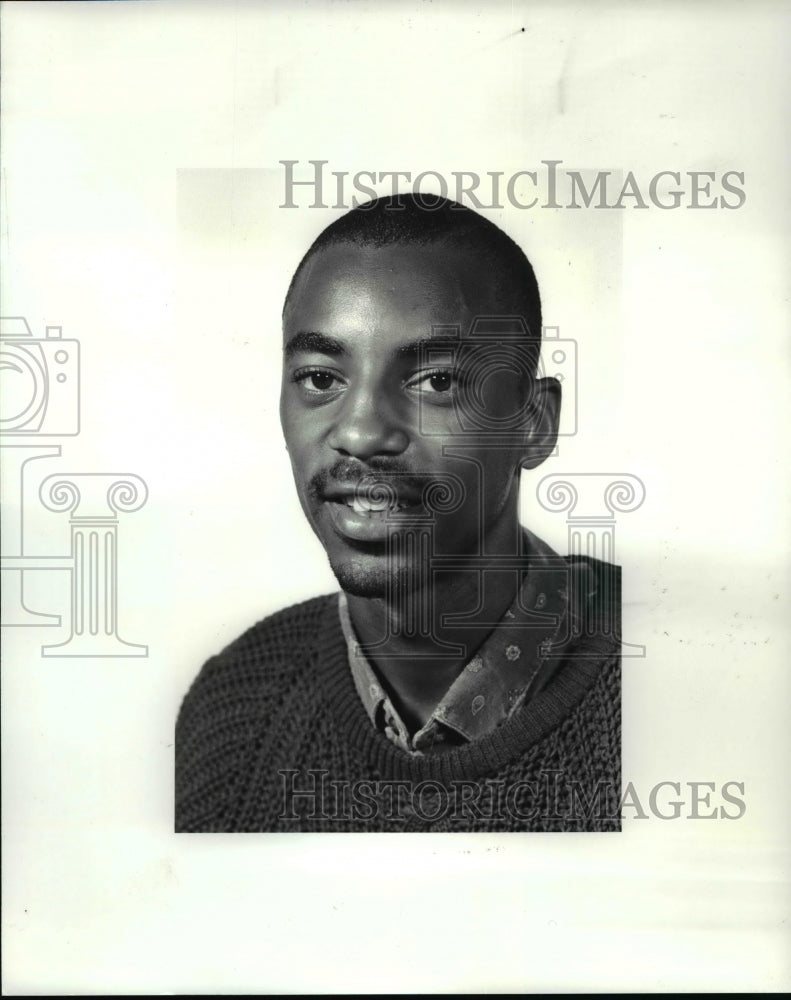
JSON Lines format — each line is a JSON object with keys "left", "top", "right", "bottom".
{"left": 471, "top": 694, "right": 486, "bottom": 715}
{"left": 505, "top": 644, "right": 521, "bottom": 661}
{"left": 369, "top": 683, "right": 381, "bottom": 698}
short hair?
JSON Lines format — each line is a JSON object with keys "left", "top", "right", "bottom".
{"left": 283, "top": 194, "right": 542, "bottom": 355}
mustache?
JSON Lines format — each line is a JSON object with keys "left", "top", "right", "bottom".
{"left": 308, "top": 459, "right": 428, "bottom": 503}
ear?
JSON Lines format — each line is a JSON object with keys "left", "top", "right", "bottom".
{"left": 520, "top": 377, "right": 561, "bottom": 469}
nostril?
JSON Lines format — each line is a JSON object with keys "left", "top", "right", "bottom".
{"left": 327, "top": 395, "right": 408, "bottom": 459}
{"left": 328, "top": 418, "right": 408, "bottom": 460}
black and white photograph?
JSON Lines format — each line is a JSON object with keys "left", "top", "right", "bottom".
{"left": 176, "top": 190, "right": 624, "bottom": 833}
{"left": 2, "top": 0, "right": 789, "bottom": 993}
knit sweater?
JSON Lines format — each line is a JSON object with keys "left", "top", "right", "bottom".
{"left": 176, "top": 556, "right": 621, "bottom": 832}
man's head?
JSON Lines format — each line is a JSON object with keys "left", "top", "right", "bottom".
{"left": 279, "top": 194, "right": 560, "bottom": 598}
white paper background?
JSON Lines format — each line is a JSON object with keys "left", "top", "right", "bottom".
{"left": 2, "top": 0, "right": 789, "bottom": 993}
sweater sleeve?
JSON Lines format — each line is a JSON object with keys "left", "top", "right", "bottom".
{"left": 175, "top": 653, "right": 258, "bottom": 832}
{"left": 174, "top": 595, "right": 336, "bottom": 832}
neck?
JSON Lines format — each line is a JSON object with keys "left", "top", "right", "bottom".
{"left": 346, "top": 512, "right": 527, "bottom": 731}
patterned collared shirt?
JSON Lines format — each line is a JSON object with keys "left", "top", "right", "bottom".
{"left": 338, "top": 531, "right": 578, "bottom": 756}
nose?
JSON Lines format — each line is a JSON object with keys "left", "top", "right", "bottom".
{"left": 327, "top": 386, "right": 409, "bottom": 461}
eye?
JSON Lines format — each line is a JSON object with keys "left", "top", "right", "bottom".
{"left": 291, "top": 366, "right": 347, "bottom": 396}
{"left": 405, "top": 367, "right": 460, "bottom": 400}
{"left": 428, "top": 371, "right": 453, "bottom": 392}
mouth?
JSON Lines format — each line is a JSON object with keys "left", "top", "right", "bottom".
{"left": 320, "top": 485, "right": 424, "bottom": 542}
{"left": 333, "top": 493, "right": 415, "bottom": 514}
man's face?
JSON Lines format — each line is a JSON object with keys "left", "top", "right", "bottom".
{"left": 280, "top": 242, "right": 554, "bottom": 598}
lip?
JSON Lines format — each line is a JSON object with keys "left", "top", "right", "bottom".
{"left": 322, "top": 496, "right": 424, "bottom": 543}
{"left": 321, "top": 484, "right": 422, "bottom": 505}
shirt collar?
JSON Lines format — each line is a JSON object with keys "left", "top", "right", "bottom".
{"left": 338, "top": 529, "right": 591, "bottom": 750}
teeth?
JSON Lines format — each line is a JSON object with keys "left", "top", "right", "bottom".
{"left": 345, "top": 495, "right": 412, "bottom": 515}
{"left": 351, "top": 495, "right": 389, "bottom": 514}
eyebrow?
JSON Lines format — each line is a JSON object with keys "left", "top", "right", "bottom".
{"left": 284, "top": 331, "right": 460, "bottom": 361}
{"left": 395, "top": 337, "right": 459, "bottom": 359}
{"left": 284, "top": 331, "right": 346, "bottom": 358}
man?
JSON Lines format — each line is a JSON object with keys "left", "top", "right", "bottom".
{"left": 176, "top": 195, "right": 621, "bottom": 832}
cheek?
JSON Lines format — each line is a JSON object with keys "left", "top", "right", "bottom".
{"left": 481, "top": 378, "right": 526, "bottom": 428}
{"left": 458, "top": 367, "right": 526, "bottom": 424}
{"left": 279, "top": 391, "right": 292, "bottom": 446}
{"left": 280, "top": 398, "right": 315, "bottom": 453}
{"left": 279, "top": 415, "right": 310, "bottom": 480}
{"left": 437, "top": 453, "right": 515, "bottom": 513}
{"left": 485, "top": 454, "right": 524, "bottom": 512}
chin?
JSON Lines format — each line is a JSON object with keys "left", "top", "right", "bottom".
{"left": 332, "top": 566, "right": 389, "bottom": 599}
{"left": 328, "top": 552, "right": 424, "bottom": 600}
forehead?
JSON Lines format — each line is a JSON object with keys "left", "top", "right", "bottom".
{"left": 283, "top": 242, "right": 496, "bottom": 342}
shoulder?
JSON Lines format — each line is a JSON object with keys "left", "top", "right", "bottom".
{"left": 566, "top": 554, "right": 621, "bottom": 594}
{"left": 175, "top": 592, "right": 338, "bottom": 831}
{"left": 523, "top": 526, "right": 620, "bottom": 615}
{"left": 217, "top": 592, "right": 337, "bottom": 661}
{"left": 562, "top": 555, "right": 621, "bottom": 655}
{"left": 181, "top": 592, "right": 338, "bottom": 703}
{"left": 565, "top": 555, "right": 621, "bottom": 609}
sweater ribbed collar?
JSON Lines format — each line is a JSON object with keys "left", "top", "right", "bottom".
{"left": 316, "top": 554, "right": 618, "bottom": 783}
